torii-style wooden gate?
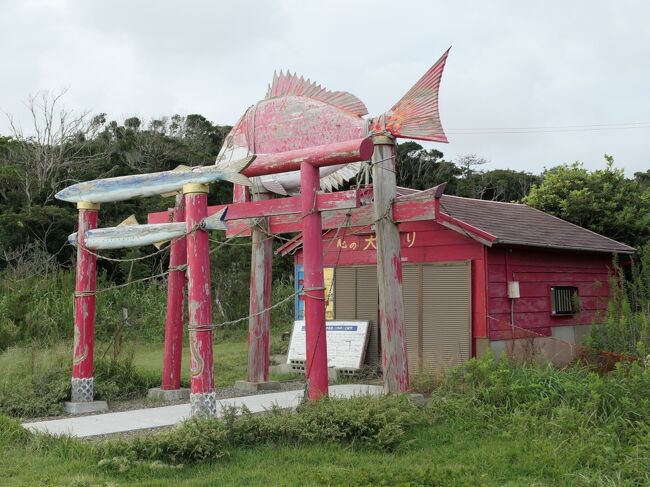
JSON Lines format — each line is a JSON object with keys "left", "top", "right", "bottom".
{"left": 147, "top": 179, "right": 442, "bottom": 395}
{"left": 59, "top": 49, "right": 450, "bottom": 416}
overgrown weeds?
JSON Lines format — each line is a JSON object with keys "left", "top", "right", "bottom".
{"left": 584, "top": 245, "right": 650, "bottom": 364}
{"left": 431, "top": 352, "right": 650, "bottom": 444}
{"left": 97, "top": 394, "right": 423, "bottom": 466}
{"left": 0, "top": 342, "right": 158, "bottom": 418}
{"left": 0, "top": 268, "right": 296, "bottom": 352}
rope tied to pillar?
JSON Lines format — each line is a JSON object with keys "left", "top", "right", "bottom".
{"left": 301, "top": 286, "right": 327, "bottom": 300}
{"left": 73, "top": 290, "right": 96, "bottom": 297}
{"left": 191, "top": 291, "right": 303, "bottom": 331}
{"left": 168, "top": 264, "right": 188, "bottom": 273}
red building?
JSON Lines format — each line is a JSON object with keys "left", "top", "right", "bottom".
{"left": 281, "top": 187, "right": 634, "bottom": 373}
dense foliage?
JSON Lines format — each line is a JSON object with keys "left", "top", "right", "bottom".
{"left": 524, "top": 156, "right": 650, "bottom": 248}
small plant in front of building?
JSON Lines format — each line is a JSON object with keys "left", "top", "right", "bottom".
{"left": 585, "top": 246, "right": 650, "bottom": 365}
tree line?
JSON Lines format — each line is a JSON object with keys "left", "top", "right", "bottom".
{"left": 1, "top": 91, "right": 649, "bottom": 286}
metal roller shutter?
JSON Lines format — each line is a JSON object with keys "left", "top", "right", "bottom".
{"left": 421, "top": 262, "right": 471, "bottom": 372}
{"left": 401, "top": 265, "right": 421, "bottom": 373}
{"left": 333, "top": 267, "right": 356, "bottom": 319}
{"left": 356, "top": 266, "right": 379, "bottom": 365}
{"left": 334, "top": 266, "right": 380, "bottom": 366}
{"left": 333, "top": 261, "right": 471, "bottom": 373}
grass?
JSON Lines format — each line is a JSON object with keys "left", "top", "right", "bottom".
{"left": 0, "top": 355, "right": 648, "bottom": 486}
{"left": 1, "top": 400, "right": 647, "bottom": 486}
{"left": 0, "top": 332, "right": 299, "bottom": 419}
{"left": 132, "top": 340, "right": 297, "bottom": 389}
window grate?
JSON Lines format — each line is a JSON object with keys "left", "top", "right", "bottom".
{"left": 551, "top": 286, "right": 579, "bottom": 315}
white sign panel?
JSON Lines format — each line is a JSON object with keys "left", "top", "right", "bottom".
{"left": 287, "top": 320, "right": 370, "bottom": 370}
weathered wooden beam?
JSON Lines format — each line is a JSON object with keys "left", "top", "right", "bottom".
{"left": 247, "top": 192, "right": 274, "bottom": 384}
{"left": 242, "top": 138, "right": 373, "bottom": 177}
{"left": 224, "top": 190, "right": 437, "bottom": 237}
{"left": 436, "top": 212, "right": 497, "bottom": 247}
{"left": 148, "top": 189, "right": 363, "bottom": 226}
{"left": 371, "top": 135, "right": 409, "bottom": 393}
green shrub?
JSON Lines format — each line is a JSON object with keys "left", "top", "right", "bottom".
{"left": 0, "top": 343, "right": 70, "bottom": 417}
{"left": 434, "top": 352, "right": 650, "bottom": 443}
{"left": 0, "top": 269, "right": 169, "bottom": 345}
{"left": 98, "top": 395, "right": 424, "bottom": 465}
{"left": 0, "top": 264, "right": 296, "bottom": 349}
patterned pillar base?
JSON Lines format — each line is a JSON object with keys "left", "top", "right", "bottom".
{"left": 71, "top": 377, "right": 94, "bottom": 402}
{"left": 190, "top": 392, "right": 217, "bottom": 418}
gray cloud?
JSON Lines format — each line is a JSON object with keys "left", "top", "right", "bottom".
{"left": 1, "top": 0, "right": 648, "bottom": 173}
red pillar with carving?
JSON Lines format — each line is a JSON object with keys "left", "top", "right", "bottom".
{"left": 300, "top": 162, "right": 329, "bottom": 399}
{"left": 183, "top": 184, "right": 216, "bottom": 416}
{"left": 71, "top": 202, "right": 99, "bottom": 402}
{"left": 162, "top": 196, "right": 187, "bottom": 390}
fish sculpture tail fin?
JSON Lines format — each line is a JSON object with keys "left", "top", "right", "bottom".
{"left": 202, "top": 207, "right": 228, "bottom": 231}
{"left": 376, "top": 48, "right": 450, "bottom": 143}
{"left": 219, "top": 155, "right": 255, "bottom": 187}
{"left": 220, "top": 171, "right": 252, "bottom": 187}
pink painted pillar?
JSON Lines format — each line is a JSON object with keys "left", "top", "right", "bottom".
{"left": 72, "top": 202, "right": 99, "bottom": 402}
{"left": 248, "top": 191, "right": 273, "bottom": 383}
{"left": 183, "top": 184, "right": 216, "bottom": 416}
{"left": 300, "top": 162, "right": 329, "bottom": 399}
{"left": 162, "top": 196, "right": 187, "bottom": 390}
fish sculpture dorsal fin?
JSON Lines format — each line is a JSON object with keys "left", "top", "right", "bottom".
{"left": 265, "top": 70, "right": 368, "bottom": 117}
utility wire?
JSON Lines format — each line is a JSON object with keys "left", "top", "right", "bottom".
{"left": 446, "top": 121, "right": 650, "bottom": 135}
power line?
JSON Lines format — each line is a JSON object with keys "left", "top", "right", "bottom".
{"left": 446, "top": 121, "right": 650, "bottom": 134}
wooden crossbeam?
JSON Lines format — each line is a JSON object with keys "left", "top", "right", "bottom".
{"left": 223, "top": 188, "right": 438, "bottom": 236}
{"left": 147, "top": 187, "right": 437, "bottom": 238}
{"left": 148, "top": 189, "right": 367, "bottom": 225}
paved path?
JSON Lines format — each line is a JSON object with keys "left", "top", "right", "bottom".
{"left": 23, "top": 384, "right": 382, "bottom": 438}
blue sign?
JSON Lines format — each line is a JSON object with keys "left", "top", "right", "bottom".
{"left": 300, "top": 325, "right": 358, "bottom": 332}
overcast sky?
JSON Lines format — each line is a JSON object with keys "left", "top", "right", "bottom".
{"left": 1, "top": 0, "right": 649, "bottom": 174}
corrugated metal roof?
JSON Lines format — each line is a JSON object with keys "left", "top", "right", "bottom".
{"left": 438, "top": 194, "right": 635, "bottom": 254}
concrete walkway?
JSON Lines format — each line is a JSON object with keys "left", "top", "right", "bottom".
{"left": 23, "top": 384, "right": 382, "bottom": 438}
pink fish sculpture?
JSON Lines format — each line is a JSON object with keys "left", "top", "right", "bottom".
{"left": 216, "top": 48, "right": 450, "bottom": 195}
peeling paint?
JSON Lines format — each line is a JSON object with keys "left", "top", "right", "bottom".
{"left": 72, "top": 208, "right": 98, "bottom": 383}
{"left": 184, "top": 191, "right": 215, "bottom": 396}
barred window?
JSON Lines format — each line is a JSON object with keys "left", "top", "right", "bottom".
{"left": 551, "top": 286, "right": 579, "bottom": 315}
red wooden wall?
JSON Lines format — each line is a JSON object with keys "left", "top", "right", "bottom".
{"left": 294, "top": 221, "right": 615, "bottom": 351}
{"left": 294, "top": 219, "right": 489, "bottom": 352}
{"left": 486, "top": 247, "right": 611, "bottom": 341}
